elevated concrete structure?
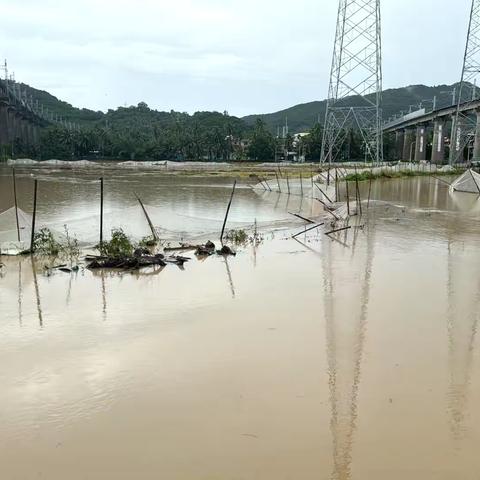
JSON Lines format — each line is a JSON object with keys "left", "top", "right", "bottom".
{"left": 0, "top": 77, "right": 57, "bottom": 150}
{"left": 473, "top": 110, "right": 480, "bottom": 162}
{"left": 431, "top": 118, "right": 446, "bottom": 164}
{"left": 414, "top": 124, "right": 428, "bottom": 162}
{"left": 384, "top": 98, "right": 480, "bottom": 164}
{"left": 403, "top": 128, "right": 415, "bottom": 161}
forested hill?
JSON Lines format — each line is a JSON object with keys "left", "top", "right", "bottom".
{"left": 21, "top": 81, "right": 461, "bottom": 134}
{"left": 19, "top": 83, "right": 247, "bottom": 132}
{"left": 242, "top": 84, "right": 461, "bottom": 133}
{"left": 7, "top": 80, "right": 463, "bottom": 162}
{"left": 20, "top": 82, "right": 104, "bottom": 125}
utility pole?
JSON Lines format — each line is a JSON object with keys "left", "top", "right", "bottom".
{"left": 321, "top": 0, "right": 383, "bottom": 165}
{"left": 450, "top": 0, "right": 480, "bottom": 164}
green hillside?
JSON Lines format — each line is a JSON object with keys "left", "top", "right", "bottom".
{"left": 20, "top": 82, "right": 103, "bottom": 125}
{"left": 20, "top": 81, "right": 461, "bottom": 134}
{"left": 242, "top": 84, "right": 461, "bottom": 133}
{"left": 6, "top": 80, "right": 463, "bottom": 162}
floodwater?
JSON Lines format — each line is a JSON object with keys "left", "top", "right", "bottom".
{"left": 1, "top": 166, "right": 480, "bottom": 480}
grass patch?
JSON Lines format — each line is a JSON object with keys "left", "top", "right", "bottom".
{"left": 344, "top": 167, "right": 464, "bottom": 182}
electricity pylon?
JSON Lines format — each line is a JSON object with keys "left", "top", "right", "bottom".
{"left": 321, "top": 0, "right": 383, "bottom": 165}
{"left": 450, "top": 0, "right": 480, "bottom": 164}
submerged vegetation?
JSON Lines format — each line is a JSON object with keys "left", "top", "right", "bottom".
{"left": 224, "top": 229, "right": 249, "bottom": 244}
{"left": 98, "top": 229, "right": 135, "bottom": 258}
{"left": 33, "top": 226, "right": 80, "bottom": 266}
{"left": 33, "top": 228, "right": 62, "bottom": 256}
{"left": 224, "top": 227, "right": 264, "bottom": 246}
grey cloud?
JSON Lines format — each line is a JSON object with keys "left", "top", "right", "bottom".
{"left": 0, "top": 0, "right": 472, "bottom": 116}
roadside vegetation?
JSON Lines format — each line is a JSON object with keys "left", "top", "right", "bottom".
{"left": 344, "top": 167, "right": 465, "bottom": 182}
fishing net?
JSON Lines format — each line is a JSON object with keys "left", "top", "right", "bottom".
{"left": 0, "top": 206, "right": 68, "bottom": 255}
{"left": 0, "top": 207, "right": 33, "bottom": 254}
{"left": 450, "top": 169, "right": 480, "bottom": 194}
{"left": 251, "top": 176, "right": 341, "bottom": 206}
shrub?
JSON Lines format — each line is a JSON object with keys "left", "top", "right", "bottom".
{"left": 139, "top": 235, "right": 157, "bottom": 248}
{"left": 98, "top": 228, "right": 134, "bottom": 258}
{"left": 33, "top": 228, "right": 62, "bottom": 256}
{"left": 224, "top": 229, "right": 248, "bottom": 244}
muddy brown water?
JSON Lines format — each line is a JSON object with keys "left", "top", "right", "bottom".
{"left": 1, "top": 166, "right": 480, "bottom": 480}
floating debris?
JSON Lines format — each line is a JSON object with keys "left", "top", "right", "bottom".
{"left": 195, "top": 241, "right": 217, "bottom": 257}
{"left": 217, "top": 245, "right": 236, "bottom": 256}
{"left": 87, "top": 254, "right": 168, "bottom": 270}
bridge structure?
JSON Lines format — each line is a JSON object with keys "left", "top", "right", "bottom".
{"left": 383, "top": 99, "right": 480, "bottom": 164}
{"left": 321, "top": 0, "right": 480, "bottom": 166}
{"left": 383, "top": 0, "right": 480, "bottom": 165}
{"left": 0, "top": 62, "right": 76, "bottom": 152}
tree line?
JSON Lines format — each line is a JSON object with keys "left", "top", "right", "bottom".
{"left": 5, "top": 102, "right": 395, "bottom": 162}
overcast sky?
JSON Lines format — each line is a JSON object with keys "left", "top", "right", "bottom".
{"left": 0, "top": 0, "right": 470, "bottom": 117}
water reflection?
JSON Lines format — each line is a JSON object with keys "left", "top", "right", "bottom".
{"left": 446, "top": 238, "right": 480, "bottom": 439}
{"left": 17, "top": 259, "right": 23, "bottom": 326}
{"left": 223, "top": 256, "right": 236, "bottom": 299}
{"left": 322, "top": 220, "right": 375, "bottom": 480}
{"left": 101, "top": 270, "right": 107, "bottom": 322}
{"left": 30, "top": 256, "right": 43, "bottom": 327}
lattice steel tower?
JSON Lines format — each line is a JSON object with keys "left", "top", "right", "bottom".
{"left": 321, "top": 0, "right": 383, "bottom": 165}
{"left": 450, "top": 0, "right": 480, "bottom": 164}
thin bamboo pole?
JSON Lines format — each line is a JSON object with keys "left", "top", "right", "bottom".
{"left": 367, "top": 176, "right": 373, "bottom": 208}
{"left": 99, "top": 177, "right": 104, "bottom": 244}
{"left": 286, "top": 173, "right": 291, "bottom": 195}
{"left": 12, "top": 168, "right": 20, "bottom": 242}
{"left": 355, "top": 173, "right": 363, "bottom": 216}
{"left": 314, "top": 183, "right": 334, "bottom": 204}
{"left": 30, "top": 179, "right": 38, "bottom": 252}
{"left": 288, "top": 212, "right": 315, "bottom": 224}
{"left": 325, "top": 226, "right": 352, "bottom": 236}
{"left": 315, "top": 198, "right": 340, "bottom": 220}
{"left": 220, "top": 180, "right": 237, "bottom": 243}
{"left": 275, "top": 172, "right": 281, "bottom": 192}
{"left": 345, "top": 178, "right": 351, "bottom": 216}
{"left": 135, "top": 192, "right": 159, "bottom": 241}
{"left": 300, "top": 173, "right": 304, "bottom": 196}
{"left": 335, "top": 168, "right": 338, "bottom": 202}
{"left": 292, "top": 222, "right": 325, "bottom": 239}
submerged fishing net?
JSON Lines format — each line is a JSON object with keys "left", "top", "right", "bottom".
{"left": 251, "top": 176, "right": 341, "bottom": 207}
{"left": 0, "top": 206, "right": 68, "bottom": 255}
{"left": 450, "top": 169, "right": 480, "bottom": 194}
{"left": 0, "top": 207, "right": 33, "bottom": 253}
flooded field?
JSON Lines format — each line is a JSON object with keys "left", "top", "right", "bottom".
{"left": 1, "top": 166, "right": 480, "bottom": 479}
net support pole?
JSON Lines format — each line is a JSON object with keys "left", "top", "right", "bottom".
{"left": 30, "top": 179, "right": 38, "bottom": 253}
{"left": 135, "top": 192, "right": 159, "bottom": 241}
{"left": 335, "top": 168, "right": 339, "bottom": 202}
{"left": 355, "top": 173, "right": 363, "bottom": 216}
{"left": 345, "top": 178, "right": 351, "bottom": 216}
{"left": 220, "top": 180, "right": 237, "bottom": 244}
{"left": 275, "top": 172, "right": 281, "bottom": 192}
{"left": 99, "top": 177, "right": 104, "bottom": 245}
{"left": 12, "top": 168, "right": 20, "bottom": 242}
